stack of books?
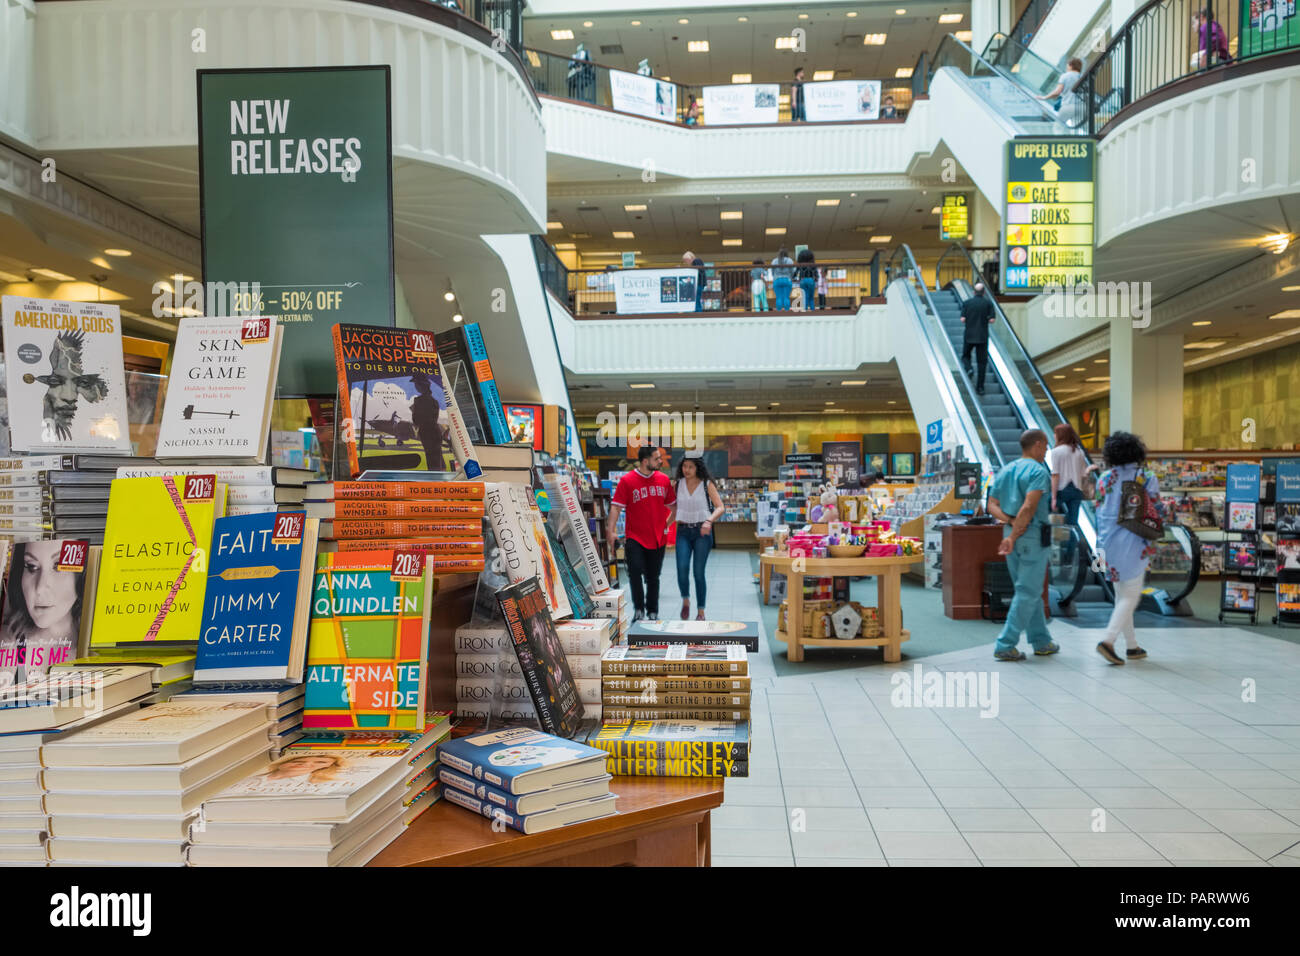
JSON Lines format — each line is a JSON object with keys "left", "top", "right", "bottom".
{"left": 41, "top": 698, "right": 273, "bottom": 865}
{"left": 189, "top": 716, "right": 450, "bottom": 867}
{"left": 0, "top": 454, "right": 146, "bottom": 544}
{"left": 584, "top": 720, "right": 751, "bottom": 778}
{"left": 114, "top": 464, "right": 313, "bottom": 517}
{"left": 177, "top": 684, "right": 306, "bottom": 755}
{"left": 438, "top": 726, "right": 616, "bottom": 834}
{"left": 600, "top": 645, "right": 751, "bottom": 722}
{"left": 304, "top": 479, "right": 485, "bottom": 572}
{"left": 589, "top": 587, "right": 630, "bottom": 643}
{"left": 54, "top": 648, "right": 198, "bottom": 701}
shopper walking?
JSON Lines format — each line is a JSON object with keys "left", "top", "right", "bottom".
{"left": 1094, "top": 431, "right": 1162, "bottom": 665}
{"left": 880, "top": 94, "right": 898, "bottom": 119}
{"left": 796, "top": 248, "right": 818, "bottom": 312}
{"left": 987, "top": 429, "right": 1059, "bottom": 661}
{"left": 772, "top": 246, "right": 795, "bottom": 311}
{"left": 1037, "top": 57, "right": 1086, "bottom": 129}
{"left": 959, "top": 282, "right": 996, "bottom": 394}
{"left": 607, "top": 446, "right": 676, "bottom": 621}
{"left": 750, "top": 259, "right": 769, "bottom": 311}
{"left": 1049, "top": 422, "right": 1097, "bottom": 562}
{"left": 666, "top": 452, "right": 724, "bottom": 620}
{"left": 791, "top": 68, "right": 807, "bottom": 122}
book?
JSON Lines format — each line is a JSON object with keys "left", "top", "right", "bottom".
{"left": 227, "top": 486, "right": 305, "bottom": 506}
{"left": 56, "top": 648, "right": 196, "bottom": 685}
{"left": 155, "top": 317, "right": 283, "bottom": 462}
{"left": 319, "top": 518, "right": 482, "bottom": 540}
{"left": 484, "top": 482, "right": 572, "bottom": 620}
{"left": 437, "top": 765, "right": 610, "bottom": 815}
{"left": 1, "top": 296, "right": 132, "bottom": 454}
{"left": 304, "top": 499, "right": 485, "bottom": 520}
{"left": 0, "top": 698, "right": 143, "bottom": 758}
{"left": 42, "top": 752, "right": 268, "bottom": 816}
{"left": 304, "top": 480, "right": 484, "bottom": 500}
{"left": 602, "top": 692, "right": 751, "bottom": 707}
{"left": 39, "top": 699, "right": 268, "bottom": 766}
{"left": 92, "top": 475, "right": 224, "bottom": 644}
{"left": 315, "top": 544, "right": 482, "bottom": 570}
{"left": 46, "top": 837, "right": 188, "bottom": 866}
{"left": 626, "top": 619, "right": 761, "bottom": 652}
{"left": 116, "top": 465, "right": 315, "bottom": 486}
{"left": 496, "top": 578, "right": 583, "bottom": 738}
{"left": 318, "top": 538, "right": 481, "bottom": 555}
{"left": 600, "top": 675, "right": 751, "bottom": 694}
{"left": 443, "top": 787, "right": 616, "bottom": 834}
{"left": 47, "top": 813, "right": 195, "bottom": 841}
{"left": 332, "top": 325, "right": 455, "bottom": 478}
{"left": 462, "top": 322, "right": 511, "bottom": 445}
{"left": 541, "top": 468, "right": 609, "bottom": 592}
{"left": 601, "top": 645, "right": 749, "bottom": 676}
{"left": 304, "top": 550, "right": 432, "bottom": 731}
{"left": 173, "top": 683, "right": 305, "bottom": 706}
{"left": 41, "top": 724, "right": 271, "bottom": 790}
{"left": 603, "top": 708, "right": 750, "bottom": 722}
{"left": 434, "top": 327, "right": 491, "bottom": 445}
{"left": 188, "top": 806, "right": 410, "bottom": 866}
{"left": 456, "top": 677, "right": 601, "bottom": 705}
{"left": 554, "top": 619, "right": 615, "bottom": 655}
{"left": 0, "top": 666, "right": 152, "bottom": 734}
{"left": 0, "top": 540, "right": 91, "bottom": 686}
{"left": 603, "top": 757, "right": 748, "bottom": 777}
{"left": 436, "top": 726, "right": 608, "bottom": 794}
{"left": 544, "top": 521, "right": 595, "bottom": 619}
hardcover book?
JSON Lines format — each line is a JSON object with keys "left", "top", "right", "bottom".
{"left": 602, "top": 707, "right": 750, "bottom": 722}
{"left": 584, "top": 719, "right": 750, "bottom": 761}
{"left": 437, "top": 765, "right": 610, "bottom": 815}
{"left": 155, "top": 317, "right": 283, "bottom": 462}
{"left": 116, "top": 465, "right": 315, "bottom": 486}
{"left": 626, "top": 619, "right": 760, "bottom": 652}
{"left": 196, "top": 512, "right": 320, "bottom": 683}
{"left": 332, "top": 325, "right": 455, "bottom": 478}
{"left": 304, "top": 550, "right": 432, "bottom": 731}
{"left": 442, "top": 786, "right": 616, "bottom": 834}
{"left": 304, "top": 499, "right": 485, "bottom": 521}
{"left": 484, "top": 482, "right": 572, "bottom": 620}
{"left": 433, "top": 328, "right": 490, "bottom": 445}
{"left": 38, "top": 698, "right": 266, "bottom": 765}
{"left": 541, "top": 468, "right": 609, "bottom": 593}
{"left": 304, "top": 480, "right": 484, "bottom": 500}
{"left": 462, "top": 323, "right": 511, "bottom": 445}
{"left": 319, "top": 518, "right": 482, "bottom": 540}
{"left": 545, "top": 522, "right": 595, "bottom": 619}
{"left": 92, "top": 475, "right": 224, "bottom": 644}
{"left": 0, "top": 540, "right": 90, "bottom": 687}
{"left": 601, "top": 644, "right": 749, "bottom": 676}
{"left": 436, "top": 725, "right": 607, "bottom": 794}
{"left": 496, "top": 578, "right": 583, "bottom": 738}
{"left": 1, "top": 296, "right": 132, "bottom": 454}
{"left": 603, "top": 757, "right": 747, "bottom": 777}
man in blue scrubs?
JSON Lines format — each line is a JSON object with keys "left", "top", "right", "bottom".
{"left": 986, "top": 428, "right": 1059, "bottom": 661}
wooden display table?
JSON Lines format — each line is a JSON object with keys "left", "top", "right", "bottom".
{"left": 759, "top": 552, "right": 923, "bottom": 662}
{"left": 369, "top": 776, "right": 724, "bottom": 867}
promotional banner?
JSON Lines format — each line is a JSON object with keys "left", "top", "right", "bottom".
{"left": 822, "top": 441, "right": 861, "bottom": 486}
{"left": 609, "top": 69, "right": 678, "bottom": 122}
{"left": 1226, "top": 463, "right": 1263, "bottom": 502}
{"left": 925, "top": 419, "right": 945, "bottom": 456}
{"left": 803, "top": 80, "right": 881, "bottom": 122}
{"left": 701, "top": 84, "right": 780, "bottom": 124}
{"left": 612, "top": 269, "right": 699, "bottom": 314}
{"left": 198, "top": 66, "right": 395, "bottom": 396}
{"left": 1240, "top": 0, "right": 1300, "bottom": 57}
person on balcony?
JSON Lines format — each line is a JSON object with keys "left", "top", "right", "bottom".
{"left": 682, "top": 251, "right": 705, "bottom": 311}
{"left": 816, "top": 264, "right": 828, "bottom": 309}
{"left": 771, "top": 247, "right": 795, "bottom": 310}
{"left": 796, "top": 248, "right": 818, "bottom": 311}
{"left": 750, "top": 260, "right": 769, "bottom": 311}
{"left": 791, "top": 68, "right": 807, "bottom": 121}
{"left": 685, "top": 96, "right": 701, "bottom": 125}
{"left": 959, "top": 282, "right": 996, "bottom": 394}
{"left": 880, "top": 94, "right": 898, "bottom": 119}
{"left": 1192, "top": 7, "right": 1232, "bottom": 69}
{"left": 567, "top": 43, "right": 594, "bottom": 103}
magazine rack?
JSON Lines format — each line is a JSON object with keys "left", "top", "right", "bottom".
{"left": 1275, "top": 533, "right": 1300, "bottom": 628}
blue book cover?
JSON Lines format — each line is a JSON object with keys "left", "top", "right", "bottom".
{"left": 437, "top": 764, "right": 609, "bottom": 815}
{"left": 436, "top": 725, "right": 607, "bottom": 794}
{"left": 441, "top": 785, "right": 616, "bottom": 834}
{"left": 1226, "top": 463, "right": 1262, "bottom": 503}
{"left": 463, "top": 323, "right": 511, "bottom": 445}
{"left": 195, "top": 512, "right": 319, "bottom": 683}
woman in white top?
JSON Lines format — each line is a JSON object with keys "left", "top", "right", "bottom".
{"left": 1038, "top": 57, "right": 1086, "bottom": 130}
{"left": 1049, "top": 422, "right": 1097, "bottom": 561}
{"left": 665, "top": 452, "right": 724, "bottom": 620}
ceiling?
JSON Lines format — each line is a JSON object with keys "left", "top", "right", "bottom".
{"left": 523, "top": 2, "right": 972, "bottom": 88}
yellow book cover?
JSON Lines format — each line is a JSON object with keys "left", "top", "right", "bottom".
{"left": 92, "top": 475, "right": 225, "bottom": 645}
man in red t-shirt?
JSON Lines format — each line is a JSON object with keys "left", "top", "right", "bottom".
{"left": 607, "top": 446, "right": 676, "bottom": 620}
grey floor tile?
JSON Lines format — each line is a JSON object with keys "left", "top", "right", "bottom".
{"left": 888, "top": 858, "right": 983, "bottom": 866}
{"left": 963, "top": 832, "right": 1071, "bottom": 861}
{"left": 990, "top": 769, "right": 1075, "bottom": 788}
{"left": 711, "top": 827, "right": 794, "bottom": 857}
{"left": 1140, "top": 832, "right": 1259, "bottom": 862}
{"left": 722, "top": 785, "right": 786, "bottom": 807}
{"left": 712, "top": 856, "right": 795, "bottom": 867}
{"left": 1051, "top": 832, "right": 1163, "bottom": 861}
{"left": 1076, "top": 859, "right": 1173, "bottom": 867}
{"left": 921, "top": 768, "right": 1001, "bottom": 788}
{"left": 783, "top": 785, "right": 863, "bottom": 808}
{"left": 868, "top": 808, "right": 959, "bottom": 832}
{"left": 858, "top": 786, "right": 942, "bottom": 809}
{"left": 796, "top": 857, "right": 891, "bottom": 866}
{"left": 711, "top": 804, "right": 790, "bottom": 829}
{"left": 980, "top": 858, "right": 1079, "bottom": 866}
{"left": 948, "top": 808, "right": 1043, "bottom": 832}
{"left": 1084, "top": 787, "right": 1182, "bottom": 809}
{"left": 850, "top": 768, "right": 928, "bottom": 788}
{"left": 1028, "top": 808, "right": 1128, "bottom": 833}
{"left": 933, "top": 787, "right": 1015, "bottom": 808}
{"left": 796, "top": 806, "right": 875, "bottom": 831}
{"left": 790, "top": 829, "right": 884, "bottom": 859}
{"left": 877, "top": 831, "right": 976, "bottom": 860}
{"left": 1008, "top": 788, "right": 1099, "bottom": 808}
{"left": 1229, "top": 833, "right": 1300, "bottom": 859}
{"left": 1110, "top": 808, "right": 1218, "bottom": 832}
{"left": 1162, "top": 788, "right": 1264, "bottom": 810}
{"left": 1192, "top": 808, "right": 1300, "bottom": 833}
{"left": 1239, "top": 789, "right": 1300, "bottom": 810}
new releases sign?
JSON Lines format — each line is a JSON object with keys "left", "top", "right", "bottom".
{"left": 198, "top": 67, "right": 395, "bottom": 396}
{"left": 612, "top": 269, "right": 699, "bottom": 314}
{"left": 1001, "top": 137, "right": 1095, "bottom": 294}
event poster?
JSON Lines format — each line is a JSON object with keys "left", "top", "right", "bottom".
{"left": 609, "top": 69, "right": 677, "bottom": 122}
{"left": 804, "top": 80, "right": 882, "bottom": 121}
{"left": 701, "top": 84, "right": 780, "bottom": 124}
{"left": 612, "top": 269, "right": 699, "bottom": 314}
{"left": 198, "top": 67, "right": 395, "bottom": 396}
{"left": 1240, "top": 0, "right": 1300, "bottom": 56}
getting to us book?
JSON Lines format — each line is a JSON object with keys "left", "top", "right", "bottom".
{"left": 196, "top": 511, "right": 320, "bottom": 683}
{"left": 304, "top": 550, "right": 432, "bottom": 732}
{"left": 1, "top": 295, "right": 131, "bottom": 454}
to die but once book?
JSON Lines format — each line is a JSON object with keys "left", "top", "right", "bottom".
{"left": 304, "top": 550, "right": 432, "bottom": 732}
{"left": 497, "top": 577, "right": 583, "bottom": 738}
{"left": 195, "top": 512, "right": 320, "bottom": 683}
{"left": 155, "top": 316, "right": 283, "bottom": 463}
{"left": 485, "top": 482, "right": 572, "bottom": 620}
{"left": 1, "top": 295, "right": 132, "bottom": 455}
{"left": 304, "top": 479, "right": 484, "bottom": 500}
{"left": 92, "top": 475, "right": 225, "bottom": 645}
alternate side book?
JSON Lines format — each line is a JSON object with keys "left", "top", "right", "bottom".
{"left": 304, "top": 550, "right": 432, "bottom": 732}
{"left": 92, "top": 475, "right": 225, "bottom": 644}
{"left": 1, "top": 295, "right": 132, "bottom": 454}
{"left": 196, "top": 512, "right": 320, "bottom": 683}
{"left": 496, "top": 577, "right": 584, "bottom": 738}
{"left": 155, "top": 316, "right": 283, "bottom": 462}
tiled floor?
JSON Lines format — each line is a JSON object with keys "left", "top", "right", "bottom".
{"left": 691, "top": 550, "right": 1300, "bottom": 867}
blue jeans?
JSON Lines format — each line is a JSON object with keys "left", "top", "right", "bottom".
{"left": 1056, "top": 481, "right": 1084, "bottom": 561}
{"left": 675, "top": 523, "right": 713, "bottom": 608}
{"left": 995, "top": 531, "right": 1053, "bottom": 653}
{"left": 774, "top": 276, "right": 792, "bottom": 310}
{"left": 800, "top": 277, "right": 816, "bottom": 310}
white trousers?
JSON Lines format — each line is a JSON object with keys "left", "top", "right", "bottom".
{"left": 1103, "top": 574, "right": 1145, "bottom": 650}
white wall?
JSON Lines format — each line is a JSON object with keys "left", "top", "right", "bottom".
{"left": 0, "top": 0, "right": 35, "bottom": 145}
{"left": 1029, "top": 0, "right": 1110, "bottom": 67}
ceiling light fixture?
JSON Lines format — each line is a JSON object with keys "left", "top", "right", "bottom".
{"left": 735, "top": 405, "right": 757, "bottom": 411}
{"left": 547, "top": 221, "right": 563, "bottom": 230}
{"left": 452, "top": 313, "right": 464, "bottom": 323}
{"left": 720, "top": 211, "right": 743, "bottom": 220}
{"left": 955, "top": 30, "right": 973, "bottom": 42}
{"left": 613, "top": 231, "right": 634, "bottom": 239}
{"left": 1270, "top": 309, "right": 1300, "bottom": 320}
{"left": 817, "top": 198, "right": 841, "bottom": 206}
{"left": 1260, "top": 233, "right": 1292, "bottom": 254}
{"left": 869, "top": 235, "right": 892, "bottom": 243}
{"left": 630, "top": 20, "right": 641, "bottom": 26}
{"left": 737, "top": 16, "right": 748, "bottom": 22}
{"left": 864, "top": 33, "right": 888, "bottom": 45}
{"left": 1184, "top": 340, "right": 1226, "bottom": 349}
{"left": 701, "top": 229, "right": 720, "bottom": 236}
{"left": 624, "top": 203, "right": 647, "bottom": 212}
{"left": 688, "top": 40, "right": 710, "bottom": 53}
{"left": 554, "top": 242, "right": 576, "bottom": 250}
{"left": 722, "top": 239, "right": 743, "bottom": 246}
{"left": 813, "top": 70, "right": 835, "bottom": 81}
{"left": 765, "top": 227, "right": 787, "bottom": 235}
{"left": 30, "top": 268, "right": 78, "bottom": 281}
{"left": 103, "top": 248, "right": 132, "bottom": 257}
{"left": 775, "top": 36, "right": 800, "bottom": 50}
{"left": 939, "top": 13, "right": 964, "bottom": 24}
{"left": 678, "top": 18, "right": 690, "bottom": 25}
{"left": 731, "top": 73, "right": 752, "bottom": 83}
{"left": 895, "top": 66, "right": 914, "bottom": 77}
{"left": 1192, "top": 320, "right": 1212, "bottom": 326}
{"left": 841, "top": 380, "right": 867, "bottom": 386}
{"left": 550, "top": 29, "right": 574, "bottom": 40}
{"left": 629, "top": 383, "right": 656, "bottom": 389}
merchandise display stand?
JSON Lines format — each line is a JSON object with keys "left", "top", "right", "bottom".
{"left": 1276, "top": 533, "right": 1300, "bottom": 628}
{"left": 759, "top": 553, "right": 922, "bottom": 662}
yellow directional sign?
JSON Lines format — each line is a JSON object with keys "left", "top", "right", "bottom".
{"left": 939, "top": 193, "right": 969, "bottom": 242}
{"left": 1002, "top": 138, "right": 1096, "bottom": 293}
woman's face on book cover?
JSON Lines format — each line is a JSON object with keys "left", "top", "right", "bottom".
{"left": 20, "top": 541, "right": 78, "bottom": 631}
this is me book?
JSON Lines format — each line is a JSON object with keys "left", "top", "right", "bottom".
{"left": 155, "top": 316, "right": 283, "bottom": 462}
{"left": 0, "top": 540, "right": 93, "bottom": 688}
{"left": 496, "top": 577, "right": 583, "bottom": 738}
{"left": 196, "top": 511, "right": 320, "bottom": 683}
{"left": 1, "top": 295, "right": 131, "bottom": 454}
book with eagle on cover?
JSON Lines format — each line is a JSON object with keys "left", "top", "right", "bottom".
{"left": 1, "top": 295, "right": 131, "bottom": 455}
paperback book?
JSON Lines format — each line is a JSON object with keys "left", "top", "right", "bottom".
{"left": 433, "top": 327, "right": 490, "bottom": 445}
{"left": 626, "top": 619, "right": 760, "bottom": 652}
{"left": 541, "top": 468, "right": 609, "bottom": 593}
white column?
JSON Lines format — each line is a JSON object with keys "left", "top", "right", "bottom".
{"left": 971, "top": 190, "right": 1000, "bottom": 247}
{"left": 1109, "top": 316, "right": 1184, "bottom": 450}
{"left": 970, "top": 0, "right": 1014, "bottom": 55}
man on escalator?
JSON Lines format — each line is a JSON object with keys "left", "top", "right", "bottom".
{"left": 960, "top": 282, "right": 996, "bottom": 395}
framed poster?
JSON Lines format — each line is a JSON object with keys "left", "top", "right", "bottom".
{"left": 608, "top": 69, "right": 677, "bottom": 122}
{"left": 822, "top": 441, "right": 861, "bottom": 486}
{"left": 891, "top": 452, "right": 917, "bottom": 477}
{"left": 701, "top": 83, "right": 779, "bottom": 124}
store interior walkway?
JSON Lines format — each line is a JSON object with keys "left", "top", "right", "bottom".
{"left": 695, "top": 551, "right": 1300, "bottom": 867}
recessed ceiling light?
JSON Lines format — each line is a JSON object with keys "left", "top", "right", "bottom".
{"left": 444, "top": 290, "right": 456, "bottom": 302}
{"left": 869, "top": 235, "right": 892, "bottom": 243}
{"left": 955, "top": 30, "right": 973, "bottom": 42}
{"left": 817, "top": 198, "right": 841, "bottom": 206}
{"left": 1192, "top": 320, "right": 1212, "bottom": 326}
{"left": 939, "top": 13, "right": 964, "bottom": 24}
{"left": 770, "top": 402, "right": 780, "bottom": 406}
{"left": 546, "top": 221, "right": 562, "bottom": 230}
{"left": 1260, "top": 233, "right": 1292, "bottom": 254}
{"left": 930, "top": 206, "right": 941, "bottom": 214}
{"left": 841, "top": 380, "right": 867, "bottom": 386}
{"left": 719, "top": 402, "right": 729, "bottom": 407}
{"left": 737, "top": 16, "right": 748, "bottom": 22}
{"left": 701, "top": 229, "right": 720, "bottom": 236}
{"left": 824, "top": 409, "right": 845, "bottom": 414}
{"left": 629, "top": 383, "right": 656, "bottom": 389}
{"left": 1052, "top": 374, "right": 1066, "bottom": 379}
{"left": 678, "top": 18, "right": 689, "bottom": 25}
{"left": 1084, "top": 376, "right": 1110, "bottom": 382}
{"left": 1184, "top": 340, "right": 1226, "bottom": 349}
{"left": 1270, "top": 309, "right": 1300, "bottom": 319}
{"left": 731, "top": 73, "right": 752, "bottom": 84}
{"left": 848, "top": 12, "right": 859, "bottom": 17}
{"left": 30, "top": 268, "right": 78, "bottom": 281}
{"left": 720, "top": 211, "right": 743, "bottom": 220}
{"left": 550, "top": 29, "right": 574, "bottom": 40}
{"left": 766, "top": 227, "right": 787, "bottom": 235}
{"left": 775, "top": 36, "right": 800, "bottom": 50}
{"left": 825, "top": 401, "right": 835, "bottom": 405}
{"left": 1072, "top": 366, "right": 1087, "bottom": 371}
{"left": 662, "top": 76, "right": 670, "bottom": 81}
{"left": 613, "top": 231, "right": 634, "bottom": 239}
{"left": 624, "top": 204, "right": 646, "bottom": 212}
{"left": 722, "top": 239, "right": 743, "bottom": 246}
{"left": 554, "top": 242, "right": 576, "bottom": 250}
{"left": 630, "top": 20, "right": 641, "bottom": 26}
{"left": 1094, "top": 357, "right": 1108, "bottom": 363}
{"left": 736, "top": 406, "right": 757, "bottom": 411}
{"left": 688, "top": 40, "right": 709, "bottom": 53}
{"left": 798, "top": 12, "right": 809, "bottom": 18}
{"left": 452, "top": 313, "right": 464, "bottom": 323}
{"left": 894, "top": 8, "right": 906, "bottom": 14}
{"left": 895, "top": 67, "right": 914, "bottom": 78}
{"left": 605, "top": 404, "right": 615, "bottom": 409}
{"left": 887, "top": 400, "right": 897, "bottom": 404}
{"left": 1282, "top": 285, "right": 1300, "bottom": 292}
{"left": 864, "top": 33, "right": 888, "bottom": 45}
{"left": 582, "top": 20, "right": 593, "bottom": 27}
{"left": 103, "top": 248, "right": 131, "bottom": 257}
{"left": 813, "top": 70, "right": 835, "bottom": 81}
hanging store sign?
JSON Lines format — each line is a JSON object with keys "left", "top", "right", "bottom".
{"left": 609, "top": 69, "right": 678, "bottom": 122}
{"left": 939, "top": 194, "right": 969, "bottom": 242}
{"left": 612, "top": 269, "right": 699, "bottom": 314}
{"left": 803, "top": 80, "right": 882, "bottom": 121}
{"left": 701, "top": 84, "right": 780, "bottom": 124}
{"left": 1001, "top": 137, "right": 1095, "bottom": 294}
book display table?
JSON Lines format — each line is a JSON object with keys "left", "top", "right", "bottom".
{"left": 370, "top": 776, "right": 725, "bottom": 867}
{"left": 759, "top": 553, "right": 923, "bottom": 662}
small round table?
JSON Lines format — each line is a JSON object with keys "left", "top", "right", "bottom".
{"left": 758, "top": 552, "right": 923, "bottom": 662}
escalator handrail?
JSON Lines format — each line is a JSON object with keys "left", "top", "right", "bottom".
{"left": 927, "top": 34, "right": 1063, "bottom": 127}
{"left": 888, "top": 245, "right": 1003, "bottom": 473}
{"left": 981, "top": 31, "right": 1066, "bottom": 96}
